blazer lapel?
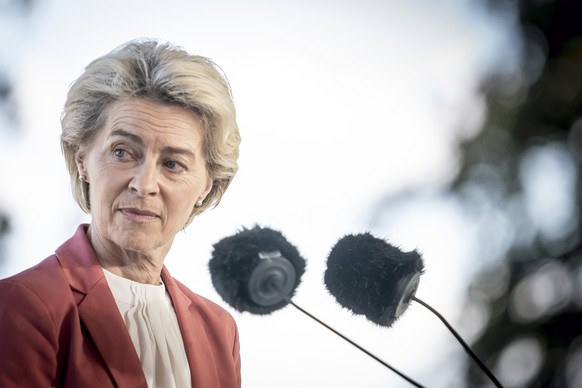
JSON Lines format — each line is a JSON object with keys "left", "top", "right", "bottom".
{"left": 162, "top": 268, "right": 220, "bottom": 387}
{"left": 56, "top": 225, "right": 148, "bottom": 388}
{"left": 77, "top": 278, "right": 148, "bottom": 387}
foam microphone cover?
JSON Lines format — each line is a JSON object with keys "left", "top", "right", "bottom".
{"left": 324, "top": 233, "right": 424, "bottom": 327}
{"left": 209, "top": 225, "right": 306, "bottom": 315}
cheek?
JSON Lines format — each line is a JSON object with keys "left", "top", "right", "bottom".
{"left": 88, "top": 183, "right": 114, "bottom": 213}
{"left": 173, "top": 193, "right": 197, "bottom": 214}
{"left": 167, "top": 183, "right": 200, "bottom": 218}
{"left": 88, "top": 169, "right": 128, "bottom": 208}
{"left": 165, "top": 199, "right": 195, "bottom": 230}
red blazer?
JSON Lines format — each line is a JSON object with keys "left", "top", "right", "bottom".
{"left": 0, "top": 225, "right": 241, "bottom": 388}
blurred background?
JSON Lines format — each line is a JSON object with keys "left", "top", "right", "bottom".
{"left": 0, "top": 0, "right": 580, "bottom": 387}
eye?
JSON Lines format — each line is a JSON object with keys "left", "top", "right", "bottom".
{"left": 113, "top": 148, "right": 126, "bottom": 158}
{"left": 164, "top": 160, "right": 185, "bottom": 171}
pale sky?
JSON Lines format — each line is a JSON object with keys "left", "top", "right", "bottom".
{"left": 0, "top": 1, "right": 518, "bottom": 386}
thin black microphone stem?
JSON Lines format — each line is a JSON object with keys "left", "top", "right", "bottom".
{"left": 412, "top": 296, "right": 504, "bottom": 388}
{"left": 288, "top": 299, "right": 425, "bottom": 388}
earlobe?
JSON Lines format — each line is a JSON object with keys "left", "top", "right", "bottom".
{"left": 75, "top": 150, "right": 87, "bottom": 182}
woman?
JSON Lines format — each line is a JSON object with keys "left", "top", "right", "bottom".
{"left": 0, "top": 39, "right": 241, "bottom": 387}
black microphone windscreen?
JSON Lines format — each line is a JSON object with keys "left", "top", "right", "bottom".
{"left": 209, "top": 225, "right": 306, "bottom": 315}
{"left": 324, "top": 233, "right": 424, "bottom": 327}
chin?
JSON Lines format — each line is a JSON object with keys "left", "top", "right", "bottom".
{"left": 113, "top": 227, "right": 163, "bottom": 253}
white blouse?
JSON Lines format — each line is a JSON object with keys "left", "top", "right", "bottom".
{"left": 103, "top": 268, "right": 191, "bottom": 388}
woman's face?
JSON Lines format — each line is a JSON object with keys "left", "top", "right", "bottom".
{"left": 76, "top": 98, "right": 212, "bottom": 255}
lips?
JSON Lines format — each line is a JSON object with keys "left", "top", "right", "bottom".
{"left": 119, "top": 207, "right": 159, "bottom": 222}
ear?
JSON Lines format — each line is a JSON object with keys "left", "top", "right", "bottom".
{"left": 198, "top": 178, "right": 214, "bottom": 203}
{"left": 75, "top": 149, "right": 88, "bottom": 182}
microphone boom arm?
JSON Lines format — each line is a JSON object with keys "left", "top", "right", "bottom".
{"left": 412, "top": 296, "right": 504, "bottom": 388}
{"left": 288, "top": 298, "right": 425, "bottom": 388}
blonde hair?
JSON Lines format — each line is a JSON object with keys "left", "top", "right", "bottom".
{"left": 60, "top": 39, "right": 240, "bottom": 225}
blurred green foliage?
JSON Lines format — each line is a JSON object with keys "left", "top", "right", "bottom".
{"left": 458, "top": 1, "right": 582, "bottom": 386}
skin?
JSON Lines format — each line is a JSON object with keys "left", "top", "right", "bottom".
{"left": 75, "top": 98, "right": 213, "bottom": 285}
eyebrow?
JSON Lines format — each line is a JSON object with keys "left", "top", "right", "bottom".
{"left": 109, "top": 129, "right": 143, "bottom": 146}
{"left": 109, "top": 129, "right": 197, "bottom": 158}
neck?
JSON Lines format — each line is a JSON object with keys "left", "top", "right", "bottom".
{"left": 87, "top": 225, "right": 168, "bottom": 285}
{"left": 101, "top": 261, "right": 163, "bottom": 285}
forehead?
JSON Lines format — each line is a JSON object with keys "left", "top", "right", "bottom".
{"left": 102, "top": 98, "right": 203, "bottom": 144}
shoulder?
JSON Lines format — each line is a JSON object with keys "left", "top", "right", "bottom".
{"left": 0, "top": 255, "right": 72, "bottom": 316}
{"left": 1, "top": 255, "right": 66, "bottom": 293}
{"left": 0, "top": 224, "right": 91, "bottom": 296}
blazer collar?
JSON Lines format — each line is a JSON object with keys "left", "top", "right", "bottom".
{"left": 55, "top": 224, "right": 148, "bottom": 388}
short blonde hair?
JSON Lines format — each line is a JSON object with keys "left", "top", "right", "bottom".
{"left": 60, "top": 39, "right": 240, "bottom": 225}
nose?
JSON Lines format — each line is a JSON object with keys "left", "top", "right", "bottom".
{"left": 129, "top": 159, "right": 160, "bottom": 197}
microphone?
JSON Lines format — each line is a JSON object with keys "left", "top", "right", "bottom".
{"left": 324, "top": 233, "right": 504, "bottom": 388}
{"left": 209, "top": 225, "right": 425, "bottom": 387}
{"left": 325, "top": 233, "right": 424, "bottom": 328}
{"left": 208, "top": 225, "right": 306, "bottom": 315}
